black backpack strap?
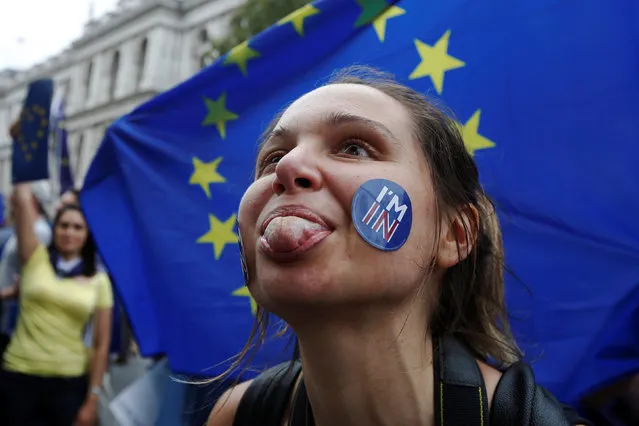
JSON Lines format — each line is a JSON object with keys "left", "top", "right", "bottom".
{"left": 434, "top": 336, "right": 490, "bottom": 425}
{"left": 233, "top": 361, "right": 302, "bottom": 426}
{"left": 289, "top": 376, "right": 314, "bottom": 426}
{"left": 491, "top": 362, "right": 590, "bottom": 425}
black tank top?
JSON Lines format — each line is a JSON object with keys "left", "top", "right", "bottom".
{"left": 233, "top": 336, "right": 591, "bottom": 426}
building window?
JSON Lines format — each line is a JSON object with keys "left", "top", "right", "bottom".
{"left": 137, "top": 38, "right": 148, "bottom": 87}
{"left": 110, "top": 50, "right": 120, "bottom": 100}
{"left": 85, "top": 61, "right": 93, "bottom": 96}
{"left": 199, "top": 28, "right": 208, "bottom": 44}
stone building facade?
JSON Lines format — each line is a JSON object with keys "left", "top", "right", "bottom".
{"left": 0, "top": 0, "right": 241, "bottom": 199}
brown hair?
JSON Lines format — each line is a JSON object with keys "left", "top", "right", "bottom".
{"left": 220, "top": 65, "right": 521, "bottom": 381}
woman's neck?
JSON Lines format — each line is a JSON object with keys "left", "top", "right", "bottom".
{"left": 58, "top": 251, "right": 80, "bottom": 262}
{"left": 294, "top": 305, "right": 435, "bottom": 426}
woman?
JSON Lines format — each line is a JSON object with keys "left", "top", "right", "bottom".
{"left": 208, "top": 67, "right": 590, "bottom": 425}
{"left": 0, "top": 184, "right": 113, "bottom": 426}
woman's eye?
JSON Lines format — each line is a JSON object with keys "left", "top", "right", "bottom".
{"left": 340, "top": 141, "right": 371, "bottom": 158}
{"left": 266, "top": 154, "right": 283, "bottom": 165}
{"left": 259, "top": 151, "right": 285, "bottom": 174}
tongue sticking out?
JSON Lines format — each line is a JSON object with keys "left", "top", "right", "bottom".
{"left": 264, "top": 216, "right": 328, "bottom": 252}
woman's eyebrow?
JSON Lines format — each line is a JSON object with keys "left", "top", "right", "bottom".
{"left": 263, "top": 111, "right": 399, "bottom": 146}
{"left": 323, "top": 111, "right": 399, "bottom": 143}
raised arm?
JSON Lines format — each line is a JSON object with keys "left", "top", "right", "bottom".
{"left": 11, "top": 184, "right": 40, "bottom": 265}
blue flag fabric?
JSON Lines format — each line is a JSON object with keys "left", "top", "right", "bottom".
{"left": 81, "top": 0, "right": 639, "bottom": 403}
{"left": 54, "top": 101, "right": 75, "bottom": 195}
{"left": 12, "top": 79, "right": 53, "bottom": 183}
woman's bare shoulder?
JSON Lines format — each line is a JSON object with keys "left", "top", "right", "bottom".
{"left": 207, "top": 380, "right": 253, "bottom": 426}
{"left": 476, "top": 360, "right": 502, "bottom": 410}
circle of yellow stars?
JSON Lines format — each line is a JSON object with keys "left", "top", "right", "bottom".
{"left": 14, "top": 104, "right": 49, "bottom": 163}
{"left": 195, "top": 0, "right": 497, "bottom": 316}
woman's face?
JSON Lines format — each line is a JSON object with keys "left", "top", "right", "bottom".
{"left": 54, "top": 209, "right": 88, "bottom": 257}
{"left": 238, "top": 84, "right": 441, "bottom": 312}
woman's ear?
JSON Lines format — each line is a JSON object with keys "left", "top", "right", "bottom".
{"left": 436, "top": 204, "right": 479, "bottom": 268}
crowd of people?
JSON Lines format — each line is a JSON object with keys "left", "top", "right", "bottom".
{"left": 0, "top": 176, "right": 133, "bottom": 425}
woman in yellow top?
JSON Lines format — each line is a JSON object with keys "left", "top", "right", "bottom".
{"left": 0, "top": 183, "right": 113, "bottom": 426}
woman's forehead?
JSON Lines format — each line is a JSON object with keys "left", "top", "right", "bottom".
{"left": 59, "top": 210, "right": 84, "bottom": 223}
{"left": 277, "top": 83, "right": 411, "bottom": 134}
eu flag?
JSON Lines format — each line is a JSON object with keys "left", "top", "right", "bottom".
{"left": 12, "top": 79, "right": 53, "bottom": 183}
{"left": 54, "top": 101, "right": 74, "bottom": 195}
{"left": 81, "top": 0, "right": 639, "bottom": 403}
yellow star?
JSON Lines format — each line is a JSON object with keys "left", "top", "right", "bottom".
{"left": 189, "top": 156, "right": 226, "bottom": 198}
{"left": 31, "top": 142, "right": 38, "bottom": 149}
{"left": 372, "top": 6, "right": 405, "bottom": 42}
{"left": 409, "top": 30, "right": 465, "bottom": 94}
{"left": 461, "top": 110, "right": 495, "bottom": 156}
{"left": 278, "top": 4, "right": 321, "bottom": 36}
{"left": 233, "top": 285, "right": 257, "bottom": 315}
{"left": 202, "top": 93, "right": 239, "bottom": 139}
{"left": 223, "top": 40, "right": 260, "bottom": 76}
{"left": 197, "top": 213, "right": 239, "bottom": 260}
{"left": 25, "top": 153, "right": 32, "bottom": 162}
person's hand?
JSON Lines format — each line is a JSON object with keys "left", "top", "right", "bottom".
{"left": 74, "top": 397, "right": 98, "bottom": 426}
{"left": 11, "top": 183, "right": 32, "bottom": 207}
{"left": 9, "top": 120, "right": 19, "bottom": 139}
{"left": 0, "top": 275, "right": 20, "bottom": 299}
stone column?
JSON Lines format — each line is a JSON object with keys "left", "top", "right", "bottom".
{"left": 67, "top": 63, "right": 88, "bottom": 115}
{"left": 86, "top": 52, "right": 108, "bottom": 109}
{"left": 115, "top": 40, "right": 138, "bottom": 99}
{"left": 140, "top": 27, "right": 168, "bottom": 91}
{"left": 75, "top": 127, "right": 93, "bottom": 185}
{"left": 69, "top": 129, "right": 85, "bottom": 180}
{"left": 0, "top": 105, "right": 9, "bottom": 138}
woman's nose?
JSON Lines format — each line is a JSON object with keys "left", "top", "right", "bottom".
{"left": 272, "top": 146, "right": 322, "bottom": 196}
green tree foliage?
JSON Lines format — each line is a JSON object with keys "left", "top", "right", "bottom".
{"left": 209, "top": 0, "right": 312, "bottom": 58}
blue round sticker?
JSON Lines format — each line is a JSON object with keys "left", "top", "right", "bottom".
{"left": 351, "top": 179, "right": 412, "bottom": 251}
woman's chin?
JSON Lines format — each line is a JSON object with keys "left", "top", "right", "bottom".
{"left": 253, "top": 264, "right": 342, "bottom": 309}
{"left": 57, "top": 246, "right": 78, "bottom": 256}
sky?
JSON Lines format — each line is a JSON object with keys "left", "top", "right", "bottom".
{"left": 0, "top": 0, "right": 119, "bottom": 70}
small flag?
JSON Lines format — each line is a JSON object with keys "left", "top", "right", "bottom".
{"left": 12, "top": 79, "right": 53, "bottom": 183}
